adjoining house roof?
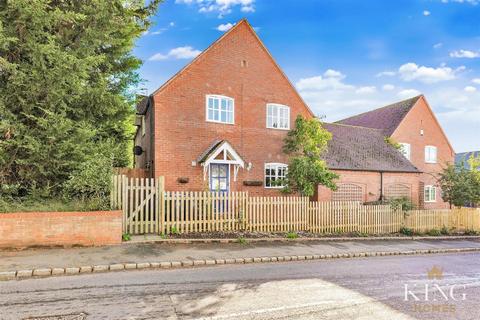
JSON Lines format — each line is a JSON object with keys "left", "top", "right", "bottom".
{"left": 455, "top": 151, "right": 480, "bottom": 169}
{"left": 337, "top": 95, "right": 422, "bottom": 136}
{"left": 322, "top": 123, "right": 420, "bottom": 173}
{"left": 136, "top": 95, "right": 149, "bottom": 115}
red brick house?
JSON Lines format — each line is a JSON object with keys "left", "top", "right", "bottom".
{"left": 338, "top": 95, "right": 456, "bottom": 208}
{"left": 133, "top": 19, "right": 450, "bottom": 208}
{"left": 134, "top": 19, "right": 312, "bottom": 196}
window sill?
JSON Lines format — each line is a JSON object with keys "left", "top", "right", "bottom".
{"left": 264, "top": 186, "right": 285, "bottom": 189}
{"left": 266, "top": 126, "right": 290, "bottom": 131}
{"left": 424, "top": 200, "right": 437, "bottom": 203}
{"left": 206, "top": 120, "right": 235, "bottom": 125}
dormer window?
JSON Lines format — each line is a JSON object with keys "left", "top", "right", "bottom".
{"left": 206, "top": 95, "right": 234, "bottom": 124}
{"left": 266, "top": 103, "right": 290, "bottom": 130}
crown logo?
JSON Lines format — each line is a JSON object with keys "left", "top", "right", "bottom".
{"left": 427, "top": 266, "right": 443, "bottom": 280}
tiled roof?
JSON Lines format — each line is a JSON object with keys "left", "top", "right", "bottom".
{"left": 322, "top": 123, "right": 420, "bottom": 173}
{"left": 337, "top": 95, "right": 421, "bottom": 136}
{"left": 196, "top": 140, "right": 223, "bottom": 163}
{"left": 136, "top": 95, "right": 149, "bottom": 115}
{"left": 455, "top": 151, "right": 480, "bottom": 169}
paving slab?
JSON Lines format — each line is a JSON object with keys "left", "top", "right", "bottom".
{"left": 0, "top": 239, "right": 480, "bottom": 272}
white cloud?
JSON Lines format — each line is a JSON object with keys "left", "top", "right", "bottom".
{"left": 216, "top": 22, "right": 234, "bottom": 31}
{"left": 149, "top": 46, "right": 201, "bottom": 61}
{"left": 376, "top": 71, "right": 396, "bottom": 77}
{"left": 169, "top": 22, "right": 175, "bottom": 27}
{"left": 355, "top": 86, "right": 377, "bottom": 94}
{"left": 382, "top": 84, "right": 395, "bottom": 91}
{"left": 398, "top": 62, "right": 463, "bottom": 83}
{"left": 464, "top": 86, "right": 477, "bottom": 92}
{"left": 397, "top": 89, "right": 421, "bottom": 98}
{"left": 472, "top": 78, "right": 480, "bottom": 84}
{"left": 450, "top": 49, "right": 480, "bottom": 58}
{"left": 175, "top": 0, "right": 255, "bottom": 16}
{"left": 441, "top": 0, "right": 480, "bottom": 4}
{"left": 433, "top": 42, "right": 443, "bottom": 49}
{"left": 423, "top": 10, "right": 431, "bottom": 16}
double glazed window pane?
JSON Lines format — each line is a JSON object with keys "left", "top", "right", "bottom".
{"left": 267, "top": 104, "right": 289, "bottom": 129}
{"left": 207, "top": 96, "right": 233, "bottom": 124}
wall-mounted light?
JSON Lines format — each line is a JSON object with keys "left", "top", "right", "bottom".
{"left": 247, "top": 162, "right": 253, "bottom": 171}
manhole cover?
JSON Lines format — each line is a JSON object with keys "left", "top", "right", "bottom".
{"left": 24, "top": 313, "right": 87, "bottom": 320}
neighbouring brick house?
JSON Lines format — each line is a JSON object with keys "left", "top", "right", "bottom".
{"left": 338, "top": 95, "right": 456, "bottom": 209}
{"left": 133, "top": 19, "right": 452, "bottom": 207}
{"left": 456, "top": 151, "right": 480, "bottom": 170}
{"left": 316, "top": 123, "right": 421, "bottom": 205}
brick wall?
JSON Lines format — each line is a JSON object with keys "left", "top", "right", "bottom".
{"left": 149, "top": 21, "right": 312, "bottom": 196}
{"left": 392, "top": 96, "right": 455, "bottom": 209}
{"left": 317, "top": 170, "right": 421, "bottom": 205}
{"left": 0, "top": 211, "right": 122, "bottom": 249}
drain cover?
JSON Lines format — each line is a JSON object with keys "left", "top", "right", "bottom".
{"left": 24, "top": 313, "right": 87, "bottom": 320}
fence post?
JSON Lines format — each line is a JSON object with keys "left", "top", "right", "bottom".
{"left": 122, "top": 175, "right": 128, "bottom": 234}
{"left": 158, "top": 176, "right": 165, "bottom": 235}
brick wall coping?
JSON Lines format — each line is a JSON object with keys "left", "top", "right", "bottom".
{"left": 0, "top": 210, "right": 122, "bottom": 219}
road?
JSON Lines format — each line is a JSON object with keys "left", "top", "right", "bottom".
{"left": 1, "top": 252, "right": 480, "bottom": 320}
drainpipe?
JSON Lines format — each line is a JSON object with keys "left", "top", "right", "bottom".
{"left": 379, "top": 171, "right": 384, "bottom": 202}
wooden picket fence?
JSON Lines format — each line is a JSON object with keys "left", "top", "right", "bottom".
{"left": 405, "top": 208, "right": 480, "bottom": 233}
{"left": 111, "top": 175, "right": 480, "bottom": 235}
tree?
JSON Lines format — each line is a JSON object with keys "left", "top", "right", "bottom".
{"left": 438, "top": 163, "right": 480, "bottom": 207}
{"left": 0, "top": 0, "right": 161, "bottom": 196}
{"left": 282, "top": 115, "right": 338, "bottom": 197}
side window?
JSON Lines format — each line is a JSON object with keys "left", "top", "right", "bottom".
{"left": 424, "top": 185, "right": 437, "bottom": 202}
{"left": 206, "top": 95, "right": 234, "bottom": 124}
{"left": 266, "top": 104, "right": 290, "bottom": 130}
{"left": 425, "top": 146, "right": 437, "bottom": 163}
{"left": 399, "top": 143, "right": 411, "bottom": 160}
{"left": 265, "top": 163, "right": 288, "bottom": 188}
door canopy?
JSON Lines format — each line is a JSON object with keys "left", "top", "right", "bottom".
{"left": 197, "top": 140, "right": 245, "bottom": 182}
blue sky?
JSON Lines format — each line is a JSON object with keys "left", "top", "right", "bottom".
{"left": 134, "top": 0, "right": 480, "bottom": 153}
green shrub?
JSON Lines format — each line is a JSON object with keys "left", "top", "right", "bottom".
{"left": 464, "top": 229, "right": 479, "bottom": 236}
{"left": 440, "top": 226, "right": 450, "bottom": 235}
{"left": 400, "top": 227, "right": 414, "bottom": 236}
{"left": 389, "top": 197, "right": 415, "bottom": 211}
{"left": 170, "top": 226, "right": 179, "bottom": 235}
{"left": 237, "top": 236, "right": 247, "bottom": 244}
{"left": 122, "top": 233, "right": 131, "bottom": 241}
{"left": 63, "top": 149, "right": 113, "bottom": 210}
{"left": 286, "top": 232, "right": 298, "bottom": 239}
{"left": 352, "top": 231, "right": 369, "bottom": 237}
{"left": 427, "top": 229, "right": 442, "bottom": 236}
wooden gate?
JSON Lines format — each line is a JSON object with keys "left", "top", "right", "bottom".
{"left": 111, "top": 175, "right": 164, "bottom": 234}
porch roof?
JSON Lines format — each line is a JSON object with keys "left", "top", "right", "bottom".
{"left": 197, "top": 140, "right": 245, "bottom": 168}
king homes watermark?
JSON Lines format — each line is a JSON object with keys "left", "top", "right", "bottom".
{"left": 404, "top": 266, "right": 467, "bottom": 314}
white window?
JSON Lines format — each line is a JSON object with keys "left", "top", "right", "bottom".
{"left": 425, "top": 146, "right": 437, "bottom": 163}
{"left": 399, "top": 143, "right": 411, "bottom": 160}
{"left": 265, "top": 163, "right": 288, "bottom": 188}
{"left": 141, "top": 116, "right": 146, "bottom": 136}
{"left": 266, "top": 104, "right": 290, "bottom": 130}
{"left": 206, "top": 95, "right": 234, "bottom": 124}
{"left": 424, "top": 185, "right": 437, "bottom": 203}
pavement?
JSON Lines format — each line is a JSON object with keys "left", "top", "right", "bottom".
{"left": 1, "top": 238, "right": 480, "bottom": 273}
{"left": 1, "top": 252, "right": 479, "bottom": 319}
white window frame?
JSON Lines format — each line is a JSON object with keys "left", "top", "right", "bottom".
{"left": 266, "top": 103, "right": 290, "bottom": 130}
{"left": 264, "top": 163, "right": 288, "bottom": 189}
{"left": 399, "top": 143, "right": 411, "bottom": 160}
{"left": 206, "top": 95, "right": 234, "bottom": 125}
{"left": 424, "top": 185, "right": 437, "bottom": 203}
{"left": 425, "top": 146, "right": 438, "bottom": 164}
{"left": 141, "top": 115, "right": 146, "bottom": 136}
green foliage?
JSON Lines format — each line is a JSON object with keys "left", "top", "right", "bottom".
{"left": 0, "top": 196, "right": 107, "bottom": 213}
{"left": 237, "top": 236, "right": 247, "bottom": 244}
{"left": 384, "top": 137, "right": 402, "bottom": 150}
{"left": 400, "top": 227, "right": 414, "bottom": 236}
{"left": 282, "top": 116, "right": 338, "bottom": 196}
{"left": 352, "top": 231, "right": 369, "bottom": 237}
{"left": 389, "top": 197, "right": 415, "bottom": 211}
{"left": 286, "top": 232, "right": 298, "bottom": 239}
{"left": 0, "top": 0, "right": 160, "bottom": 197}
{"left": 63, "top": 144, "right": 114, "bottom": 209}
{"left": 439, "top": 163, "right": 480, "bottom": 207}
{"left": 464, "top": 229, "right": 479, "bottom": 236}
{"left": 427, "top": 229, "right": 442, "bottom": 236}
{"left": 122, "top": 233, "right": 132, "bottom": 241}
{"left": 170, "top": 226, "right": 179, "bottom": 235}
{"left": 440, "top": 226, "right": 450, "bottom": 235}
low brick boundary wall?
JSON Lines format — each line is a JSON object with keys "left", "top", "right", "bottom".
{"left": 0, "top": 211, "right": 122, "bottom": 248}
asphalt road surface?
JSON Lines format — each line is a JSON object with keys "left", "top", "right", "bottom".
{"left": 1, "top": 252, "right": 479, "bottom": 320}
